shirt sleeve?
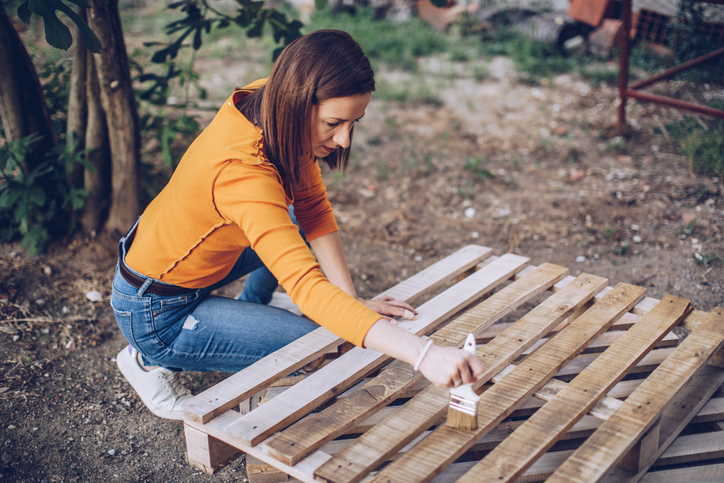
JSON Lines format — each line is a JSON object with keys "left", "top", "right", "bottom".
{"left": 213, "top": 161, "right": 380, "bottom": 346}
{"left": 291, "top": 160, "right": 338, "bottom": 241}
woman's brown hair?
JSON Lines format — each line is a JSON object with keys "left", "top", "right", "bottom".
{"left": 239, "top": 29, "right": 375, "bottom": 187}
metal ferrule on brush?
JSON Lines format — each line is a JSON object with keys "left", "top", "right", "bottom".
{"left": 449, "top": 384, "right": 479, "bottom": 416}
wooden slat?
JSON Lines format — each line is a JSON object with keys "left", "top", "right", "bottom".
{"left": 458, "top": 294, "right": 692, "bottom": 482}
{"left": 653, "top": 430, "right": 724, "bottom": 467}
{"left": 640, "top": 463, "right": 724, "bottom": 483}
{"left": 368, "top": 283, "right": 646, "bottom": 483}
{"left": 263, "top": 262, "right": 569, "bottom": 465}
{"left": 223, "top": 254, "right": 529, "bottom": 446}
{"left": 547, "top": 307, "right": 724, "bottom": 483}
{"left": 313, "top": 276, "right": 614, "bottom": 483}
{"left": 312, "top": 272, "right": 607, "bottom": 483}
{"left": 183, "top": 245, "right": 492, "bottom": 424}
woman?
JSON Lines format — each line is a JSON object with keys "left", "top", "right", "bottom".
{"left": 111, "top": 29, "right": 484, "bottom": 420}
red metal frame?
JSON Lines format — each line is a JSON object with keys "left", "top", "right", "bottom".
{"left": 618, "top": 0, "right": 724, "bottom": 128}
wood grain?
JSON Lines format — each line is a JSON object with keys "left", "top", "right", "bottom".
{"left": 182, "top": 245, "right": 491, "bottom": 424}
{"left": 457, "top": 294, "right": 692, "bottom": 482}
{"left": 548, "top": 307, "right": 724, "bottom": 483}
{"left": 223, "top": 253, "right": 529, "bottom": 446}
{"left": 263, "top": 262, "right": 568, "bottom": 465}
{"left": 313, "top": 273, "right": 610, "bottom": 483}
{"left": 369, "top": 283, "right": 645, "bottom": 483}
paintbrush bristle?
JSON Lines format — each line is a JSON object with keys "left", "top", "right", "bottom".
{"left": 447, "top": 403, "right": 478, "bottom": 430}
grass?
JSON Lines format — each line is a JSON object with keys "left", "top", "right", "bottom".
{"left": 666, "top": 102, "right": 724, "bottom": 178}
{"left": 305, "top": 7, "right": 474, "bottom": 71}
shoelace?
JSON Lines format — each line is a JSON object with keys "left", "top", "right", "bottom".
{"left": 159, "top": 371, "right": 191, "bottom": 401}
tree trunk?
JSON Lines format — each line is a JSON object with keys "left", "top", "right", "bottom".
{"left": 87, "top": 0, "right": 141, "bottom": 234}
{"left": 67, "top": 8, "right": 88, "bottom": 190}
{"left": 81, "top": 51, "right": 111, "bottom": 233}
{"left": 0, "top": 3, "right": 56, "bottom": 165}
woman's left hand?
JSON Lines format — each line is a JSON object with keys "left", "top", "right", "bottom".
{"left": 360, "top": 295, "right": 418, "bottom": 324}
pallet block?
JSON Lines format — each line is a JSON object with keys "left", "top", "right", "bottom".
{"left": 181, "top": 245, "right": 724, "bottom": 482}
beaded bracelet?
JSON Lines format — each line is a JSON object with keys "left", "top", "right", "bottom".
{"left": 413, "top": 339, "right": 434, "bottom": 372}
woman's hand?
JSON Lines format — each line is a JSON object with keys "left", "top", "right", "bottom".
{"left": 362, "top": 319, "right": 484, "bottom": 389}
{"left": 359, "top": 295, "right": 418, "bottom": 324}
{"left": 417, "top": 344, "right": 485, "bottom": 388}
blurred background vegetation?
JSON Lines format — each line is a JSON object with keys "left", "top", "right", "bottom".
{"left": 2, "top": 0, "right": 723, "bottom": 255}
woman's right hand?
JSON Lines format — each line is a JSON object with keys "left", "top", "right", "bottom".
{"left": 417, "top": 343, "right": 485, "bottom": 388}
{"left": 362, "top": 318, "right": 484, "bottom": 389}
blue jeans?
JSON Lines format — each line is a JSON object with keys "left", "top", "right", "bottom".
{"left": 110, "top": 210, "right": 318, "bottom": 373}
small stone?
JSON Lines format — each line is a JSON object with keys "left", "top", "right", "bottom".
{"left": 35, "top": 298, "right": 45, "bottom": 305}
{"left": 13, "top": 335, "right": 20, "bottom": 342}
{"left": 62, "top": 306, "right": 69, "bottom": 314}
{"left": 0, "top": 326, "right": 19, "bottom": 335}
{"left": 86, "top": 291, "right": 103, "bottom": 302}
{"left": 108, "top": 449, "right": 116, "bottom": 456}
{"left": 576, "top": 256, "right": 586, "bottom": 263}
{"left": 570, "top": 169, "right": 584, "bottom": 182}
{"left": 464, "top": 207, "right": 475, "bottom": 218}
{"left": 44, "top": 266, "right": 52, "bottom": 276}
{"left": 6, "top": 425, "right": 15, "bottom": 429}
{"left": 633, "top": 235, "right": 642, "bottom": 243}
{"left": 471, "top": 231, "right": 479, "bottom": 239}
{"left": 631, "top": 224, "right": 640, "bottom": 231}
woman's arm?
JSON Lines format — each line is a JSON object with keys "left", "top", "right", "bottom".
{"left": 363, "top": 319, "right": 485, "bottom": 388}
{"left": 309, "top": 231, "right": 417, "bottom": 319}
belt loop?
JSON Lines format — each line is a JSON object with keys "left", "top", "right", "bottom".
{"left": 138, "top": 278, "right": 152, "bottom": 297}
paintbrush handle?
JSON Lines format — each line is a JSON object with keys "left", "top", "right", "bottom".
{"left": 463, "top": 333, "right": 476, "bottom": 356}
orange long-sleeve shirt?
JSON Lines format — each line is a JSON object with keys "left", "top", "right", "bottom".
{"left": 125, "top": 80, "right": 381, "bottom": 346}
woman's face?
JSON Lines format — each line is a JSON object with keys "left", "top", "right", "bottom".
{"left": 310, "top": 92, "right": 371, "bottom": 158}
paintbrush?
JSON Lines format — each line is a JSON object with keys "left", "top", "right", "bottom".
{"left": 447, "top": 333, "right": 480, "bottom": 430}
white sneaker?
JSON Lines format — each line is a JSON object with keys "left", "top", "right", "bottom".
{"left": 116, "top": 345, "right": 192, "bottom": 420}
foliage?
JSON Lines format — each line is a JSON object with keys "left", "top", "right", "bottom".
{"left": 131, "top": 56, "right": 202, "bottom": 169}
{"left": 306, "top": 7, "right": 449, "bottom": 71}
{"left": 131, "top": 0, "right": 306, "bottom": 171}
{"left": 38, "top": 58, "right": 73, "bottom": 142}
{"left": 508, "top": 37, "right": 575, "bottom": 85}
{"left": 666, "top": 106, "right": 724, "bottom": 178}
{"left": 0, "top": 134, "right": 90, "bottom": 256}
{"left": 463, "top": 157, "right": 496, "bottom": 181}
{"left": 629, "top": 1, "right": 724, "bottom": 83}
{"left": 149, "top": 0, "right": 303, "bottom": 64}
{"left": 13, "top": 0, "right": 101, "bottom": 52}
{"left": 578, "top": 64, "right": 618, "bottom": 87}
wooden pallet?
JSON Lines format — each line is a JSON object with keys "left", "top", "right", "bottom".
{"left": 182, "top": 245, "right": 724, "bottom": 482}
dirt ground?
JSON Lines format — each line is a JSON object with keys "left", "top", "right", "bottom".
{"left": 1, "top": 48, "right": 723, "bottom": 482}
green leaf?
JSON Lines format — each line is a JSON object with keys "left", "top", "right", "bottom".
{"left": 68, "top": 188, "right": 87, "bottom": 210}
{"left": 29, "top": 186, "right": 46, "bottom": 206}
{"left": 41, "top": 11, "right": 73, "bottom": 50}
{"left": 48, "top": 0, "right": 102, "bottom": 53}
{"left": 314, "top": 0, "right": 328, "bottom": 9}
{"left": 17, "top": 1, "right": 32, "bottom": 24}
